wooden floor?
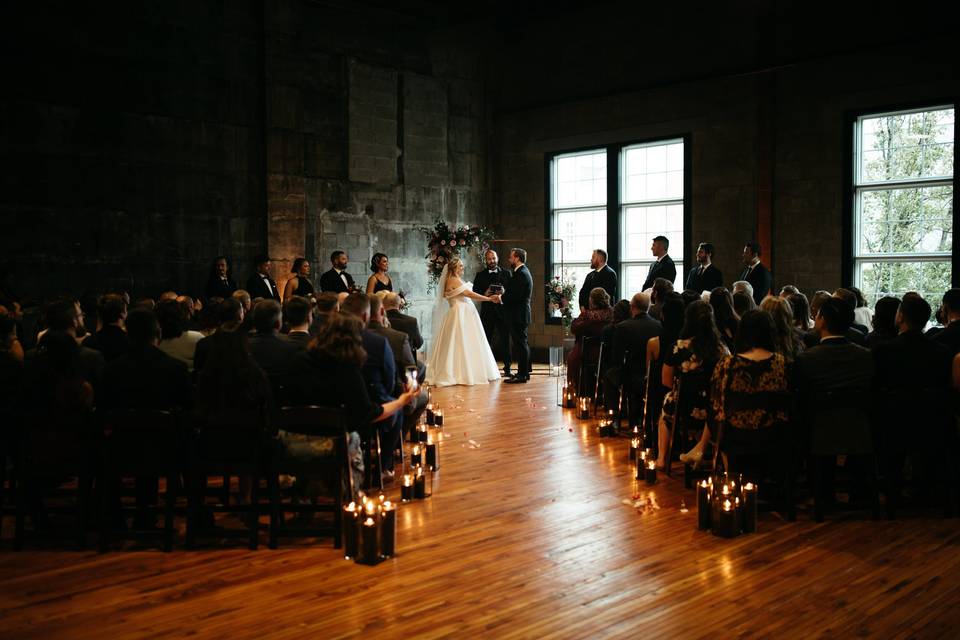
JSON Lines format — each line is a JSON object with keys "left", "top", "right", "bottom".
{"left": 2, "top": 375, "right": 960, "bottom": 639}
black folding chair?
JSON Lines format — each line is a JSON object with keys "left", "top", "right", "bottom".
{"left": 97, "top": 409, "right": 183, "bottom": 552}
{"left": 578, "top": 336, "right": 603, "bottom": 414}
{"left": 268, "top": 406, "right": 350, "bottom": 549}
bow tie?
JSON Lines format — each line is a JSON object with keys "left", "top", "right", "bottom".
{"left": 488, "top": 270, "right": 497, "bottom": 273}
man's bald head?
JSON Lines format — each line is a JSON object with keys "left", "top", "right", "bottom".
{"left": 382, "top": 292, "right": 401, "bottom": 311}
{"left": 630, "top": 292, "right": 651, "bottom": 316}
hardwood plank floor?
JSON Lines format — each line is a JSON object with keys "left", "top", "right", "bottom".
{"left": 2, "top": 374, "right": 960, "bottom": 639}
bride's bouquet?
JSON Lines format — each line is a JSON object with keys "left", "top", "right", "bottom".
{"left": 545, "top": 275, "right": 577, "bottom": 327}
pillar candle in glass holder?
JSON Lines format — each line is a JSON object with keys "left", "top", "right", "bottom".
{"left": 645, "top": 459, "right": 657, "bottom": 484}
{"left": 401, "top": 473, "right": 414, "bottom": 502}
{"left": 696, "top": 479, "right": 712, "bottom": 530}
{"left": 741, "top": 482, "right": 758, "bottom": 533}
{"left": 636, "top": 448, "right": 646, "bottom": 480}
{"left": 411, "top": 444, "right": 422, "bottom": 467}
{"left": 380, "top": 501, "right": 396, "bottom": 557}
{"left": 417, "top": 422, "right": 429, "bottom": 442}
{"left": 356, "top": 516, "right": 383, "bottom": 565}
{"left": 433, "top": 408, "right": 444, "bottom": 427}
{"left": 712, "top": 498, "right": 739, "bottom": 538}
{"left": 426, "top": 403, "right": 435, "bottom": 426}
{"left": 579, "top": 397, "right": 590, "bottom": 420}
{"left": 342, "top": 502, "right": 360, "bottom": 559}
{"left": 426, "top": 434, "right": 439, "bottom": 471}
{"left": 629, "top": 436, "right": 640, "bottom": 461}
{"left": 564, "top": 386, "right": 576, "bottom": 409}
{"left": 414, "top": 465, "right": 427, "bottom": 499}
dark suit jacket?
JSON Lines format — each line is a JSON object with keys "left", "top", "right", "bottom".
{"left": 873, "top": 330, "right": 951, "bottom": 391}
{"left": 473, "top": 267, "right": 512, "bottom": 322}
{"left": 579, "top": 265, "right": 618, "bottom": 309}
{"left": 794, "top": 337, "right": 874, "bottom": 393}
{"left": 285, "top": 351, "right": 381, "bottom": 437}
{"left": 932, "top": 320, "right": 960, "bottom": 357}
{"left": 685, "top": 264, "right": 724, "bottom": 295}
{"left": 612, "top": 313, "right": 662, "bottom": 374}
{"left": 368, "top": 320, "right": 416, "bottom": 390}
{"left": 642, "top": 255, "right": 676, "bottom": 291}
{"left": 99, "top": 346, "right": 192, "bottom": 411}
{"left": 245, "top": 272, "right": 281, "bottom": 302}
{"left": 205, "top": 276, "right": 237, "bottom": 301}
{"left": 361, "top": 329, "right": 396, "bottom": 403}
{"left": 385, "top": 309, "right": 423, "bottom": 352}
{"left": 248, "top": 332, "right": 302, "bottom": 382}
{"left": 82, "top": 325, "right": 130, "bottom": 363}
{"left": 284, "top": 331, "right": 312, "bottom": 349}
{"left": 738, "top": 262, "right": 772, "bottom": 305}
{"left": 319, "top": 268, "right": 355, "bottom": 293}
{"left": 501, "top": 264, "right": 533, "bottom": 325}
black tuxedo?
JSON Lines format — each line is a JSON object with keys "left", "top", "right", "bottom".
{"left": 473, "top": 267, "right": 512, "bottom": 372}
{"left": 245, "top": 272, "right": 280, "bottom": 302}
{"left": 319, "top": 268, "right": 356, "bottom": 293}
{"left": 738, "top": 262, "right": 772, "bottom": 305}
{"left": 641, "top": 255, "right": 676, "bottom": 291}
{"left": 685, "top": 264, "right": 724, "bottom": 295}
{"left": 501, "top": 263, "right": 533, "bottom": 376}
{"left": 205, "top": 276, "right": 237, "bottom": 301}
{"left": 579, "top": 265, "right": 618, "bottom": 309}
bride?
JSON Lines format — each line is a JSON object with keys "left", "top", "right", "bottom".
{"left": 426, "top": 256, "right": 502, "bottom": 387}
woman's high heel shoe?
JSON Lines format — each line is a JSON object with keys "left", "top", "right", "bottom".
{"left": 679, "top": 447, "right": 704, "bottom": 469}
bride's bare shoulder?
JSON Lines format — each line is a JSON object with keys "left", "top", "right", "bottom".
{"left": 445, "top": 276, "right": 464, "bottom": 293}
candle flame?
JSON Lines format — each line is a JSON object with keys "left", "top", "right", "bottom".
{"left": 363, "top": 517, "right": 375, "bottom": 526}
{"left": 745, "top": 482, "right": 755, "bottom": 491}
{"left": 723, "top": 499, "right": 732, "bottom": 511}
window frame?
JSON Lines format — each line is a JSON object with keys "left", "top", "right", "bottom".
{"left": 545, "top": 134, "right": 691, "bottom": 324}
{"left": 844, "top": 101, "right": 957, "bottom": 300}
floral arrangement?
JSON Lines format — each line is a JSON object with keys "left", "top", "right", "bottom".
{"left": 397, "top": 290, "right": 411, "bottom": 312}
{"left": 422, "top": 220, "right": 496, "bottom": 293}
{"left": 545, "top": 274, "right": 577, "bottom": 327}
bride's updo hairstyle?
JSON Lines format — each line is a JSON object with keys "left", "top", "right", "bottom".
{"left": 447, "top": 256, "right": 464, "bottom": 275}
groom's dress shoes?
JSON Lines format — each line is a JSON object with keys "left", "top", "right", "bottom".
{"left": 504, "top": 375, "right": 529, "bottom": 384}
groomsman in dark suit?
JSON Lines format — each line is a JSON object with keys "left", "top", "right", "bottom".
{"left": 641, "top": 236, "right": 676, "bottom": 291}
{"left": 473, "top": 249, "right": 513, "bottom": 376}
{"left": 491, "top": 248, "right": 533, "bottom": 383}
{"left": 319, "top": 250, "right": 356, "bottom": 293}
{"left": 245, "top": 254, "right": 281, "bottom": 302}
{"left": 738, "top": 242, "right": 772, "bottom": 305}
{"left": 685, "top": 242, "right": 724, "bottom": 294}
{"left": 578, "top": 249, "right": 618, "bottom": 311}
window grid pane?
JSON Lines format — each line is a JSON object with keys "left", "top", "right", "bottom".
{"left": 623, "top": 140, "right": 684, "bottom": 204}
{"left": 622, "top": 204, "right": 684, "bottom": 262}
{"left": 554, "top": 150, "right": 607, "bottom": 208}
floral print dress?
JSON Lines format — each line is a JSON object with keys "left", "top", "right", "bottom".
{"left": 710, "top": 353, "right": 789, "bottom": 430}
{"left": 662, "top": 338, "right": 728, "bottom": 425}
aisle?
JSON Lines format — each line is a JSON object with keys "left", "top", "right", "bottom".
{"left": 2, "top": 376, "right": 960, "bottom": 638}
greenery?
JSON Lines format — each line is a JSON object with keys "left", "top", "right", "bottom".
{"left": 545, "top": 274, "right": 577, "bottom": 327}
{"left": 421, "top": 220, "right": 496, "bottom": 293}
{"left": 858, "top": 108, "right": 954, "bottom": 308}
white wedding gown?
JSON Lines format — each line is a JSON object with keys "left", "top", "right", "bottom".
{"left": 426, "top": 281, "right": 502, "bottom": 387}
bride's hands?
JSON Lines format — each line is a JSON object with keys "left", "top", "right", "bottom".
{"left": 490, "top": 294, "right": 502, "bottom": 304}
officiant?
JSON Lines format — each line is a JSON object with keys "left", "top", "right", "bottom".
{"left": 578, "top": 249, "right": 618, "bottom": 312}
{"left": 473, "top": 249, "right": 512, "bottom": 376}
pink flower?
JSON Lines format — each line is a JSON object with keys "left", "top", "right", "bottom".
{"left": 440, "top": 240, "right": 446, "bottom": 245}
{"left": 459, "top": 239, "right": 466, "bottom": 245}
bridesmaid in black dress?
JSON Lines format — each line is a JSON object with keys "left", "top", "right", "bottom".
{"left": 283, "top": 258, "right": 316, "bottom": 301}
{"left": 366, "top": 252, "right": 394, "bottom": 295}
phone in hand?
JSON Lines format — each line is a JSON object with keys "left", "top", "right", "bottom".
{"left": 405, "top": 366, "right": 419, "bottom": 391}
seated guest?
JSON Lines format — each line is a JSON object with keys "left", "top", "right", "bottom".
{"left": 193, "top": 298, "right": 245, "bottom": 375}
{"left": 383, "top": 291, "right": 423, "bottom": 354}
{"left": 197, "top": 298, "right": 223, "bottom": 336}
{"left": 309, "top": 292, "right": 339, "bottom": 336}
{"left": 603, "top": 293, "right": 662, "bottom": 408}
{"left": 786, "top": 292, "right": 814, "bottom": 332}
{"left": 680, "top": 289, "right": 701, "bottom": 308}
{"left": 248, "top": 299, "right": 301, "bottom": 388}
{"left": 866, "top": 296, "right": 900, "bottom": 349}
{"left": 849, "top": 286, "right": 873, "bottom": 329}
{"left": 196, "top": 330, "right": 271, "bottom": 414}
{"left": 283, "top": 314, "right": 417, "bottom": 497}
{"left": 779, "top": 285, "right": 800, "bottom": 297}
{"left": 709, "top": 287, "right": 739, "bottom": 352}
{"left": 805, "top": 290, "right": 833, "bottom": 348}
{"left": 933, "top": 289, "right": 960, "bottom": 356}
{"left": 0, "top": 314, "right": 24, "bottom": 413}
{"left": 732, "top": 280, "right": 755, "bottom": 304}
{"left": 283, "top": 258, "right": 315, "bottom": 302}
{"left": 760, "top": 295, "right": 803, "bottom": 360}
{"left": 710, "top": 309, "right": 789, "bottom": 436}
{"left": 602, "top": 299, "right": 632, "bottom": 347}
{"left": 657, "top": 301, "right": 729, "bottom": 468}
{"left": 21, "top": 330, "right": 96, "bottom": 412}
{"left": 648, "top": 278, "right": 674, "bottom": 321}
{"left": 204, "top": 256, "right": 236, "bottom": 301}
{"left": 319, "top": 250, "right": 355, "bottom": 293}
{"left": 159, "top": 291, "right": 178, "bottom": 303}
{"left": 283, "top": 296, "right": 313, "bottom": 348}
{"left": 157, "top": 299, "right": 205, "bottom": 371}
{"left": 176, "top": 295, "right": 202, "bottom": 332}
{"left": 82, "top": 294, "right": 129, "bottom": 362}
{"left": 645, "top": 293, "right": 685, "bottom": 445}
{"left": 99, "top": 309, "right": 192, "bottom": 526}
{"left": 832, "top": 289, "right": 868, "bottom": 346}
{"left": 232, "top": 289, "right": 254, "bottom": 333}
{"left": 567, "top": 287, "right": 613, "bottom": 392}
{"left": 28, "top": 298, "right": 104, "bottom": 392}
{"left": 340, "top": 293, "right": 403, "bottom": 478}
{"left": 874, "top": 295, "right": 951, "bottom": 391}
{"left": 732, "top": 290, "right": 756, "bottom": 317}
{"left": 794, "top": 297, "right": 873, "bottom": 392}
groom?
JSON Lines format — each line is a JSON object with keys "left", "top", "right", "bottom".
{"left": 492, "top": 248, "right": 532, "bottom": 384}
